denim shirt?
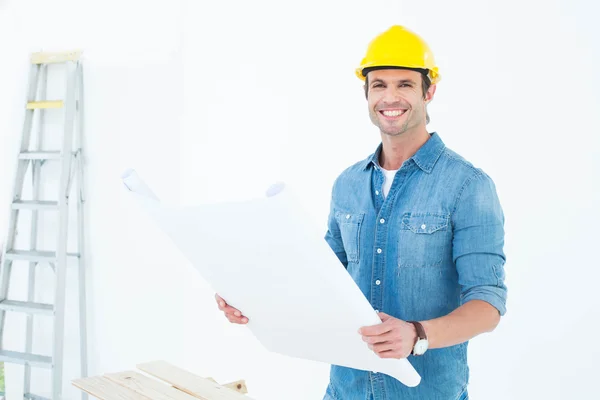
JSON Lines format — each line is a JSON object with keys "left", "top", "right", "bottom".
{"left": 323, "top": 132, "right": 507, "bottom": 400}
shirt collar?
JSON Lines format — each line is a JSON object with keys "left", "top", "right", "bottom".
{"left": 361, "top": 132, "right": 446, "bottom": 174}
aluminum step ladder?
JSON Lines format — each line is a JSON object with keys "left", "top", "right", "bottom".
{"left": 0, "top": 51, "right": 88, "bottom": 400}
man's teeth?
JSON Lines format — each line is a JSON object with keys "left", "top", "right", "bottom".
{"left": 382, "top": 110, "right": 406, "bottom": 117}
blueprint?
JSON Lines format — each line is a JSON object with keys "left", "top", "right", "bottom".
{"left": 121, "top": 168, "right": 421, "bottom": 387}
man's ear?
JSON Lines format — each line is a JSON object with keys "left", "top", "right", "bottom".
{"left": 425, "top": 84, "right": 436, "bottom": 104}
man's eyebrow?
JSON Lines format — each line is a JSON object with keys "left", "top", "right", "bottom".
{"left": 370, "top": 78, "right": 416, "bottom": 85}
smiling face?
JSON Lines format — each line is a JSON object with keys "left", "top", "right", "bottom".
{"left": 365, "top": 68, "right": 435, "bottom": 137}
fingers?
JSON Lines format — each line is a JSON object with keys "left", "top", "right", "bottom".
{"left": 378, "top": 312, "right": 391, "bottom": 322}
{"left": 367, "top": 340, "right": 410, "bottom": 359}
{"left": 215, "top": 293, "right": 248, "bottom": 324}
{"left": 365, "top": 335, "right": 413, "bottom": 359}
{"left": 359, "top": 313, "right": 413, "bottom": 359}
{"left": 369, "top": 341, "right": 397, "bottom": 354}
{"left": 215, "top": 294, "right": 240, "bottom": 315}
{"left": 215, "top": 294, "right": 233, "bottom": 311}
{"left": 377, "top": 349, "right": 403, "bottom": 359}
{"left": 359, "top": 321, "right": 392, "bottom": 337}
{"left": 226, "top": 314, "right": 249, "bottom": 324}
{"left": 220, "top": 303, "right": 243, "bottom": 317}
{"left": 362, "top": 331, "right": 395, "bottom": 345}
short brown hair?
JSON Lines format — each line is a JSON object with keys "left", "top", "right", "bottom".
{"left": 364, "top": 71, "right": 432, "bottom": 124}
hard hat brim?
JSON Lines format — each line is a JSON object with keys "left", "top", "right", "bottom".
{"left": 356, "top": 65, "right": 441, "bottom": 85}
{"left": 360, "top": 66, "right": 429, "bottom": 78}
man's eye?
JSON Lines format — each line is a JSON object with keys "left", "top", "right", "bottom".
{"left": 400, "top": 84, "right": 412, "bottom": 88}
{"left": 373, "top": 84, "right": 383, "bottom": 88}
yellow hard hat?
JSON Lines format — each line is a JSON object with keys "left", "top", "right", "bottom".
{"left": 356, "top": 25, "right": 441, "bottom": 85}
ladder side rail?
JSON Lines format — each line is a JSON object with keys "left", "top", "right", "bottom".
{"left": 75, "top": 62, "right": 89, "bottom": 400}
{"left": 52, "top": 60, "right": 78, "bottom": 400}
{"left": 25, "top": 62, "right": 50, "bottom": 398}
{"left": 0, "top": 63, "right": 42, "bottom": 342}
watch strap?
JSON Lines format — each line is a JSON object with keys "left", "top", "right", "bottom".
{"left": 407, "top": 321, "right": 427, "bottom": 340}
{"left": 407, "top": 321, "right": 427, "bottom": 356}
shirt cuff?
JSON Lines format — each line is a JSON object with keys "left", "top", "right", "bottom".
{"left": 462, "top": 286, "right": 507, "bottom": 316}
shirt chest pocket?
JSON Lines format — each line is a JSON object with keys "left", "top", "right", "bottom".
{"left": 398, "top": 213, "right": 451, "bottom": 268}
{"left": 336, "top": 211, "right": 365, "bottom": 264}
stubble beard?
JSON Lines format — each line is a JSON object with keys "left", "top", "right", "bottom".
{"left": 370, "top": 109, "right": 413, "bottom": 137}
{"left": 382, "top": 119, "right": 410, "bottom": 137}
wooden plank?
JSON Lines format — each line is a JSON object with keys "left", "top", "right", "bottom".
{"left": 207, "top": 378, "right": 248, "bottom": 394}
{"left": 137, "top": 361, "right": 254, "bottom": 400}
{"left": 105, "top": 371, "right": 201, "bottom": 400}
{"left": 26, "top": 100, "right": 64, "bottom": 109}
{"left": 31, "top": 50, "right": 82, "bottom": 64}
{"left": 222, "top": 381, "right": 248, "bottom": 394}
{"left": 72, "top": 376, "right": 152, "bottom": 400}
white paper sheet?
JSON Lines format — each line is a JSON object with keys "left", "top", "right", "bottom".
{"left": 121, "top": 169, "right": 421, "bottom": 387}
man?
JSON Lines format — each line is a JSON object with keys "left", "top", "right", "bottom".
{"left": 216, "top": 25, "right": 507, "bottom": 400}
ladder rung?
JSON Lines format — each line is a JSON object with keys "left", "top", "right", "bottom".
{"left": 12, "top": 200, "right": 59, "bottom": 210}
{"left": 26, "top": 100, "right": 64, "bottom": 109}
{"left": 5, "top": 250, "right": 56, "bottom": 262}
{"left": 24, "top": 393, "right": 52, "bottom": 400}
{"left": 0, "top": 300, "right": 54, "bottom": 315}
{"left": 31, "top": 50, "right": 82, "bottom": 64}
{"left": 19, "top": 151, "right": 61, "bottom": 160}
{"left": 0, "top": 350, "right": 52, "bottom": 368}
{"left": 4, "top": 250, "right": 80, "bottom": 262}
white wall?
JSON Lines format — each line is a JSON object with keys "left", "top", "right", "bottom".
{"left": 0, "top": 0, "right": 187, "bottom": 398}
{"left": 1, "top": 0, "right": 599, "bottom": 399}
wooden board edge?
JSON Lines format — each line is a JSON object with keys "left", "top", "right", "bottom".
{"left": 72, "top": 375, "right": 153, "bottom": 400}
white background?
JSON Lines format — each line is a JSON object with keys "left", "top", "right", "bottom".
{"left": 0, "top": 0, "right": 599, "bottom": 399}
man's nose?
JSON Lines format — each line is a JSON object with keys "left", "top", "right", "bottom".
{"left": 383, "top": 86, "right": 403, "bottom": 101}
{"left": 381, "top": 88, "right": 405, "bottom": 106}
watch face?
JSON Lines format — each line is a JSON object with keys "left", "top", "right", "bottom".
{"left": 414, "top": 339, "right": 429, "bottom": 355}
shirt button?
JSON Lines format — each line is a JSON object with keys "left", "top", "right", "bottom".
{"left": 375, "top": 280, "right": 381, "bottom": 285}
{"left": 377, "top": 248, "right": 382, "bottom": 254}
{"left": 379, "top": 218, "right": 385, "bottom": 224}
{"left": 421, "top": 224, "right": 427, "bottom": 229}
{"left": 346, "top": 214, "right": 351, "bottom": 219}
{"left": 375, "top": 190, "right": 379, "bottom": 195}
{"left": 374, "top": 310, "right": 379, "bottom": 313}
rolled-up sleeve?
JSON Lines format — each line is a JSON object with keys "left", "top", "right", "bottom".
{"left": 452, "top": 170, "right": 507, "bottom": 316}
{"left": 324, "top": 180, "right": 348, "bottom": 269}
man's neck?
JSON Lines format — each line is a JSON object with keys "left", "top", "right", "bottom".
{"left": 379, "top": 129, "right": 431, "bottom": 170}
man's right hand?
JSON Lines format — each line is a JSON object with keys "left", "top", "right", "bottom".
{"left": 215, "top": 293, "right": 249, "bottom": 324}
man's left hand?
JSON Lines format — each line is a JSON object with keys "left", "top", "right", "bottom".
{"left": 359, "top": 312, "right": 418, "bottom": 359}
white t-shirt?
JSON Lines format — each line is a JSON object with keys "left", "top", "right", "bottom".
{"left": 382, "top": 168, "right": 399, "bottom": 198}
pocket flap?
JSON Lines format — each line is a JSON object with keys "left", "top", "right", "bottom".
{"left": 402, "top": 213, "right": 449, "bottom": 234}
{"left": 336, "top": 211, "right": 365, "bottom": 225}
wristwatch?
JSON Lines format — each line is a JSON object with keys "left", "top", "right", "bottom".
{"left": 408, "top": 321, "right": 428, "bottom": 356}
